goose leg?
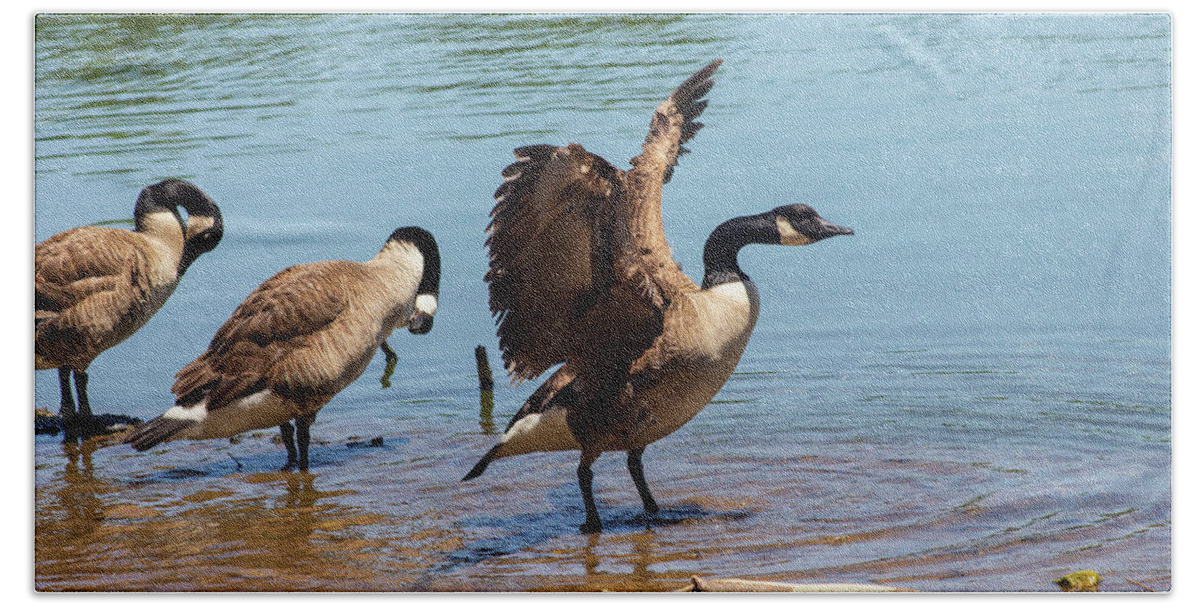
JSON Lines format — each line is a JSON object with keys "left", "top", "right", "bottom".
{"left": 73, "top": 370, "right": 92, "bottom": 419}
{"left": 57, "top": 367, "right": 75, "bottom": 419}
{"left": 57, "top": 367, "right": 81, "bottom": 441}
{"left": 280, "top": 421, "right": 298, "bottom": 471}
{"left": 577, "top": 450, "right": 602, "bottom": 533}
{"left": 296, "top": 416, "right": 312, "bottom": 472}
{"left": 627, "top": 448, "right": 659, "bottom": 517}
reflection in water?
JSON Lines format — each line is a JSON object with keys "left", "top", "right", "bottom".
{"left": 37, "top": 465, "right": 405, "bottom": 591}
{"left": 478, "top": 389, "right": 496, "bottom": 435}
{"left": 43, "top": 441, "right": 105, "bottom": 543}
{"left": 378, "top": 341, "right": 398, "bottom": 389}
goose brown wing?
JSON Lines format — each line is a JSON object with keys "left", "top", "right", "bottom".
{"left": 629, "top": 59, "right": 721, "bottom": 187}
{"left": 607, "top": 60, "right": 720, "bottom": 308}
{"left": 564, "top": 62, "right": 724, "bottom": 434}
{"left": 487, "top": 62, "right": 721, "bottom": 425}
{"left": 34, "top": 228, "right": 153, "bottom": 366}
{"left": 172, "top": 262, "right": 355, "bottom": 411}
{"left": 35, "top": 228, "right": 151, "bottom": 315}
{"left": 486, "top": 143, "right": 630, "bottom": 381}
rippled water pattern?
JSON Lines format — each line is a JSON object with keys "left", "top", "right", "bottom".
{"left": 34, "top": 14, "right": 1170, "bottom": 592}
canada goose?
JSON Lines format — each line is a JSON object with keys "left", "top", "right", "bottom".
{"left": 462, "top": 60, "right": 853, "bottom": 532}
{"left": 125, "top": 227, "right": 441, "bottom": 471}
{"left": 35, "top": 179, "right": 224, "bottom": 436}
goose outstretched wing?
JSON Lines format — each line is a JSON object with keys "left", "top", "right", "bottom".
{"left": 486, "top": 61, "right": 721, "bottom": 401}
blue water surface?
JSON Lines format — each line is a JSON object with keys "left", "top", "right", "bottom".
{"left": 33, "top": 14, "right": 1170, "bottom": 592}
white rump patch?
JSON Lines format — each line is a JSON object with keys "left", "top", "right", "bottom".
{"left": 163, "top": 402, "right": 209, "bottom": 422}
{"left": 495, "top": 408, "right": 580, "bottom": 458}
{"left": 173, "top": 390, "right": 295, "bottom": 440}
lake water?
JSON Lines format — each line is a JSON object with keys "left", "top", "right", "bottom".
{"left": 33, "top": 13, "right": 1171, "bottom": 592}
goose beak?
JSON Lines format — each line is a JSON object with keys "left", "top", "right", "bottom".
{"left": 817, "top": 219, "right": 854, "bottom": 239}
{"left": 408, "top": 312, "right": 434, "bottom": 334}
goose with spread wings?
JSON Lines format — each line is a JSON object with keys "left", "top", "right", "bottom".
{"left": 462, "top": 60, "right": 854, "bottom": 532}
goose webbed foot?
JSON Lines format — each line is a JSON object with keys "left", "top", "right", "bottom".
{"left": 580, "top": 518, "right": 603, "bottom": 534}
{"left": 61, "top": 416, "right": 111, "bottom": 440}
{"left": 57, "top": 368, "right": 105, "bottom": 441}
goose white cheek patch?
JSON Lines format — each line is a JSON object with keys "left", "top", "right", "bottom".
{"left": 776, "top": 216, "right": 814, "bottom": 246}
{"left": 185, "top": 215, "right": 215, "bottom": 239}
{"left": 415, "top": 294, "right": 438, "bottom": 317}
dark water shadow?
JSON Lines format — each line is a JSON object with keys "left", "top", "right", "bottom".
{"left": 412, "top": 483, "right": 755, "bottom": 589}
{"left": 123, "top": 435, "right": 411, "bottom": 485}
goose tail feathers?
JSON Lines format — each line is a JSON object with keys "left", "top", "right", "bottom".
{"left": 126, "top": 416, "right": 194, "bottom": 451}
{"left": 462, "top": 444, "right": 502, "bottom": 481}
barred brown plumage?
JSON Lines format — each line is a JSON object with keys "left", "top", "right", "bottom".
{"left": 463, "top": 60, "right": 853, "bottom": 533}
{"left": 126, "top": 227, "right": 441, "bottom": 471}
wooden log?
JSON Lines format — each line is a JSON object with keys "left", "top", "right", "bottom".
{"left": 379, "top": 341, "right": 398, "bottom": 389}
{"left": 677, "top": 576, "right": 907, "bottom": 593}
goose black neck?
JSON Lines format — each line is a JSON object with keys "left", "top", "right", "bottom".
{"left": 389, "top": 226, "right": 441, "bottom": 296}
{"left": 701, "top": 212, "right": 778, "bottom": 289}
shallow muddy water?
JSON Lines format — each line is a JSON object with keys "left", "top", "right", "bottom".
{"left": 34, "top": 13, "right": 1170, "bottom": 592}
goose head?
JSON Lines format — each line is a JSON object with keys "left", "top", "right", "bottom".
{"left": 133, "top": 180, "right": 187, "bottom": 234}
{"left": 386, "top": 226, "right": 441, "bottom": 335}
{"left": 141, "top": 179, "right": 224, "bottom": 275}
{"left": 701, "top": 203, "right": 853, "bottom": 289}
{"left": 770, "top": 204, "right": 854, "bottom": 246}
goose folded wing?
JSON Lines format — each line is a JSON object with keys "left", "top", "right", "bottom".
{"left": 172, "top": 263, "right": 353, "bottom": 410}
{"left": 34, "top": 231, "right": 154, "bottom": 361}
{"left": 35, "top": 229, "right": 152, "bottom": 315}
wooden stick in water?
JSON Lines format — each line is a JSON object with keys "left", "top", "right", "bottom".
{"left": 379, "top": 341, "right": 398, "bottom": 389}
{"left": 475, "top": 345, "right": 494, "bottom": 391}
{"left": 476, "top": 346, "right": 496, "bottom": 434}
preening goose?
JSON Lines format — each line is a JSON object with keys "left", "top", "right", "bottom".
{"left": 125, "top": 227, "right": 441, "bottom": 471}
{"left": 35, "top": 179, "right": 224, "bottom": 436}
{"left": 462, "top": 60, "right": 853, "bottom": 532}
